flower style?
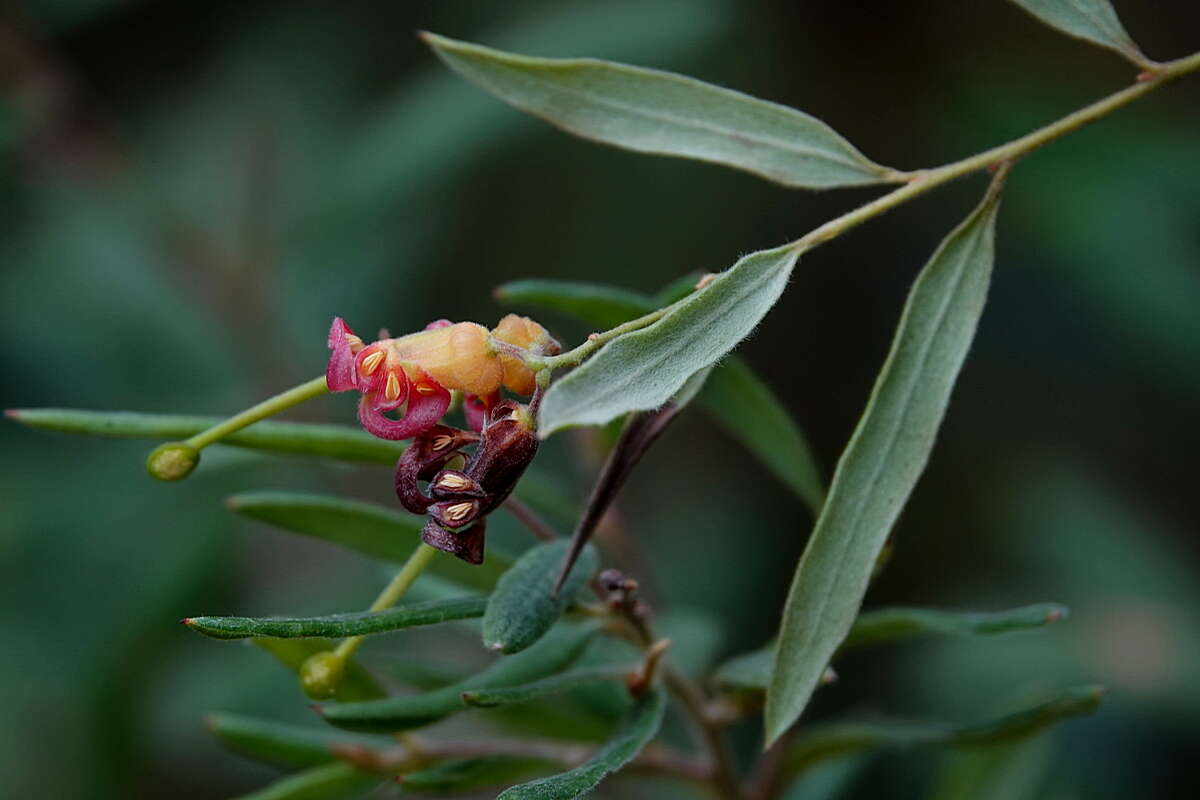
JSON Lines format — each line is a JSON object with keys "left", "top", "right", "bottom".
{"left": 326, "top": 314, "right": 558, "bottom": 440}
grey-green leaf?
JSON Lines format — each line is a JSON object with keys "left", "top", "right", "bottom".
{"left": 235, "top": 762, "right": 382, "bottom": 800}
{"left": 539, "top": 245, "right": 800, "bottom": 436}
{"left": 5, "top": 408, "right": 405, "bottom": 464}
{"left": 206, "top": 713, "right": 388, "bottom": 770}
{"left": 227, "top": 491, "right": 511, "bottom": 592}
{"left": 699, "top": 358, "right": 825, "bottom": 516}
{"left": 403, "top": 757, "right": 552, "bottom": 795}
{"left": 319, "top": 623, "right": 598, "bottom": 732}
{"left": 423, "top": 33, "right": 895, "bottom": 189}
{"left": 765, "top": 181, "right": 1005, "bottom": 744}
{"left": 483, "top": 540, "right": 601, "bottom": 654}
{"left": 185, "top": 596, "right": 487, "bottom": 640}
{"left": 495, "top": 277, "right": 825, "bottom": 509}
{"left": 497, "top": 689, "right": 667, "bottom": 800}
{"left": 462, "top": 665, "right": 629, "bottom": 708}
{"left": 1006, "top": 0, "right": 1149, "bottom": 66}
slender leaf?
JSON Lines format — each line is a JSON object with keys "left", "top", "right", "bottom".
{"left": 495, "top": 277, "right": 825, "bottom": 509}
{"left": 252, "top": 639, "right": 385, "bottom": 702}
{"left": 765, "top": 181, "right": 1006, "bottom": 744}
{"left": 319, "top": 623, "right": 598, "bottom": 731}
{"left": 227, "top": 491, "right": 511, "bottom": 591}
{"left": 843, "top": 603, "right": 1069, "bottom": 648}
{"left": 483, "top": 540, "right": 601, "bottom": 654}
{"left": 5, "top": 408, "right": 405, "bottom": 464}
{"left": 780, "top": 685, "right": 1104, "bottom": 780}
{"left": 699, "top": 358, "right": 825, "bottom": 516}
{"left": 1006, "top": 0, "right": 1148, "bottom": 65}
{"left": 540, "top": 244, "right": 800, "bottom": 436}
{"left": 497, "top": 689, "right": 667, "bottom": 800}
{"left": 185, "top": 596, "right": 487, "bottom": 640}
{"left": 402, "top": 757, "right": 552, "bottom": 794}
{"left": 235, "top": 762, "right": 382, "bottom": 800}
{"left": 206, "top": 713, "right": 388, "bottom": 770}
{"left": 462, "top": 665, "right": 629, "bottom": 707}
{"left": 423, "top": 33, "right": 894, "bottom": 189}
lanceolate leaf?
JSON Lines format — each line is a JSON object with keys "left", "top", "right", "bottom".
{"left": 206, "top": 713, "right": 388, "bottom": 769}
{"left": 184, "top": 596, "right": 488, "bottom": 640}
{"left": 780, "top": 685, "right": 1105, "bottom": 780}
{"left": 226, "top": 491, "right": 511, "bottom": 591}
{"left": 717, "top": 602, "right": 1069, "bottom": 691}
{"left": 483, "top": 540, "right": 601, "bottom": 654}
{"left": 1006, "top": 0, "right": 1149, "bottom": 66}
{"left": 495, "top": 277, "right": 825, "bottom": 510}
{"left": 5, "top": 408, "right": 405, "bottom": 464}
{"left": 462, "top": 665, "right": 629, "bottom": 707}
{"left": 765, "top": 179, "right": 1006, "bottom": 744}
{"left": 539, "top": 245, "right": 800, "bottom": 436}
{"left": 497, "top": 689, "right": 667, "bottom": 800}
{"left": 403, "top": 757, "right": 552, "bottom": 795}
{"left": 235, "top": 762, "right": 382, "bottom": 800}
{"left": 423, "top": 33, "right": 895, "bottom": 189}
{"left": 319, "top": 623, "right": 598, "bottom": 732}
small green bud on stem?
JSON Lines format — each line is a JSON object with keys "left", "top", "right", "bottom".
{"left": 146, "top": 442, "right": 200, "bottom": 481}
{"left": 299, "top": 650, "right": 346, "bottom": 700}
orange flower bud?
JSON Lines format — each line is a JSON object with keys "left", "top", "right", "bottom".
{"left": 492, "top": 314, "right": 560, "bottom": 395}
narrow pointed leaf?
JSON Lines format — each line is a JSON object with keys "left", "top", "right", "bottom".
{"left": 252, "top": 638, "right": 385, "bottom": 702}
{"left": 539, "top": 245, "right": 800, "bottom": 436}
{"left": 319, "top": 623, "right": 598, "bottom": 731}
{"left": 765, "top": 181, "right": 1006, "bottom": 744}
{"left": 5, "top": 408, "right": 406, "bottom": 464}
{"left": 843, "top": 603, "right": 1069, "bottom": 648}
{"left": 462, "top": 665, "right": 629, "bottom": 707}
{"left": 423, "top": 33, "right": 894, "bottom": 189}
{"left": 483, "top": 540, "right": 601, "bottom": 654}
{"left": 495, "top": 277, "right": 824, "bottom": 508}
{"left": 235, "top": 762, "right": 382, "bottom": 800}
{"left": 403, "top": 757, "right": 552, "bottom": 794}
{"left": 206, "top": 713, "right": 388, "bottom": 769}
{"left": 185, "top": 596, "right": 488, "bottom": 640}
{"left": 1006, "top": 0, "right": 1148, "bottom": 65}
{"left": 497, "top": 689, "right": 667, "bottom": 800}
{"left": 227, "top": 491, "right": 511, "bottom": 591}
{"left": 780, "top": 685, "right": 1104, "bottom": 779}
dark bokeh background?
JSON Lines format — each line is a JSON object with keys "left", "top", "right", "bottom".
{"left": 2, "top": 1, "right": 1198, "bottom": 798}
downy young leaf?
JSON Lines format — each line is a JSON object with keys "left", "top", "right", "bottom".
{"left": 483, "top": 540, "right": 601, "bottom": 654}
{"left": 1006, "top": 0, "right": 1149, "bottom": 66}
{"left": 539, "top": 245, "right": 800, "bottom": 436}
{"left": 235, "top": 762, "right": 382, "bottom": 800}
{"left": 319, "top": 623, "right": 598, "bottom": 732}
{"left": 765, "top": 179, "right": 1006, "bottom": 744}
{"left": 495, "top": 277, "right": 825, "bottom": 510}
{"left": 206, "top": 713, "right": 389, "bottom": 769}
{"left": 226, "top": 491, "right": 511, "bottom": 591}
{"left": 780, "top": 685, "right": 1104, "bottom": 780}
{"left": 184, "top": 596, "right": 488, "bottom": 640}
{"left": 462, "top": 665, "right": 629, "bottom": 707}
{"left": 423, "top": 33, "right": 896, "bottom": 189}
{"left": 252, "top": 638, "right": 385, "bottom": 702}
{"left": 5, "top": 408, "right": 405, "bottom": 464}
{"left": 497, "top": 689, "right": 667, "bottom": 800}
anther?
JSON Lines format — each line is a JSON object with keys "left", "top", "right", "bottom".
{"left": 361, "top": 351, "right": 384, "bottom": 375}
{"left": 385, "top": 371, "right": 402, "bottom": 402}
{"left": 436, "top": 473, "right": 470, "bottom": 491}
{"left": 416, "top": 383, "right": 436, "bottom": 395}
{"left": 431, "top": 434, "right": 453, "bottom": 451}
{"left": 445, "top": 502, "right": 475, "bottom": 522}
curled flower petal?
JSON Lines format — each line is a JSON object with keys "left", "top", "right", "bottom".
{"left": 421, "top": 518, "right": 486, "bottom": 565}
{"left": 325, "top": 317, "right": 363, "bottom": 392}
{"left": 464, "top": 391, "right": 500, "bottom": 433}
{"left": 356, "top": 371, "right": 451, "bottom": 441}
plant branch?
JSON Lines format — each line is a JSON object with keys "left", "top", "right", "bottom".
{"left": 333, "top": 542, "right": 439, "bottom": 661}
{"left": 503, "top": 496, "right": 560, "bottom": 542}
{"left": 543, "top": 305, "right": 675, "bottom": 370}
{"left": 187, "top": 375, "right": 329, "bottom": 449}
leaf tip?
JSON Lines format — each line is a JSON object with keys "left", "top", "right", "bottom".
{"left": 4, "top": 408, "right": 22, "bottom": 421}
{"left": 1045, "top": 604, "right": 1070, "bottom": 624}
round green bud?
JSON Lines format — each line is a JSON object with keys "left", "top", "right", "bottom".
{"left": 146, "top": 442, "right": 200, "bottom": 481}
{"left": 299, "top": 651, "right": 345, "bottom": 700}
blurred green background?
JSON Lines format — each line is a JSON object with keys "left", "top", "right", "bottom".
{"left": 2, "top": 0, "right": 1198, "bottom": 797}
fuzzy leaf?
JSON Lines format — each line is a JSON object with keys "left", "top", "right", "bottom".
{"left": 1006, "top": 0, "right": 1148, "bottom": 65}
{"left": 319, "top": 623, "right": 598, "bottom": 732}
{"left": 227, "top": 491, "right": 511, "bottom": 591}
{"left": 462, "top": 665, "right": 629, "bottom": 708}
{"left": 235, "top": 762, "right": 382, "bottom": 800}
{"left": 539, "top": 245, "right": 800, "bottom": 436}
{"left": 185, "top": 596, "right": 487, "bottom": 640}
{"left": 497, "top": 689, "right": 667, "bottom": 800}
{"left": 206, "top": 713, "right": 388, "bottom": 770}
{"left": 5, "top": 408, "right": 405, "bottom": 463}
{"left": 765, "top": 182, "right": 1005, "bottom": 744}
{"left": 483, "top": 540, "right": 601, "bottom": 654}
{"left": 424, "top": 33, "right": 894, "bottom": 189}
{"left": 403, "top": 757, "right": 553, "bottom": 795}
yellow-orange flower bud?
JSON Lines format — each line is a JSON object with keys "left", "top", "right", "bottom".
{"left": 492, "top": 314, "right": 559, "bottom": 395}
